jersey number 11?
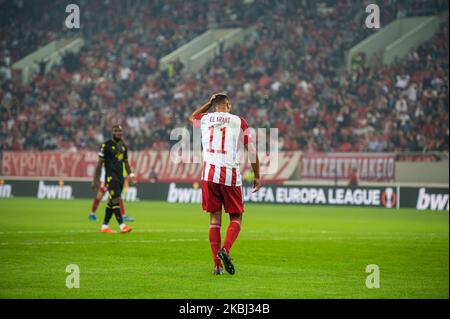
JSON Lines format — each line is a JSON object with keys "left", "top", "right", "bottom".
{"left": 207, "top": 126, "right": 227, "bottom": 154}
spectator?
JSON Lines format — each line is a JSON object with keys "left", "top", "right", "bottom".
{"left": 348, "top": 167, "right": 359, "bottom": 187}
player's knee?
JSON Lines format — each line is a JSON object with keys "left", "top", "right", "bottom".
{"left": 210, "top": 212, "right": 222, "bottom": 225}
{"left": 111, "top": 197, "right": 120, "bottom": 206}
{"left": 230, "top": 213, "right": 242, "bottom": 222}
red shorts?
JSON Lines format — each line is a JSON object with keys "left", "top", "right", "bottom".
{"left": 202, "top": 181, "right": 244, "bottom": 214}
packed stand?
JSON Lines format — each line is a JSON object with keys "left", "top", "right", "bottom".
{"left": 0, "top": 0, "right": 448, "bottom": 154}
{"left": 0, "top": 0, "right": 271, "bottom": 151}
{"left": 132, "top": 1, "right": 449, "bottom": 153}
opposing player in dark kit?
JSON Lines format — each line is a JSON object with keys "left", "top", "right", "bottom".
{"left": 92, "top": 125, "right": 136, "bottom": 233}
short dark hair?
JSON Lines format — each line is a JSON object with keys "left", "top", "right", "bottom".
{"left": 211, "top": 94, "right": 229, "bottom": 108}
{"left": 112, "top": 124, "right": 122, "bottom": 130}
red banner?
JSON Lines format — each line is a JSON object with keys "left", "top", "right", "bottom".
{"left": 1, "top": 151, "right": 95, "bottom": 178}
{"left": 1, "top": 151, "right": 301, "bottom": 183}
{"left": 300, "top": 153, "right": 396, "bottom": 182}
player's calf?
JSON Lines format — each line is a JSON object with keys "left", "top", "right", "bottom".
{"left": 111, "top": 198, "right": 132, "bottom": 233}
{"left": 223, "top": 214, "right": 241, "bottom": 253}
{"left": 209, "top": 223, "right": 222, "bottom": 269}
{"left": 101, "top": 202, "right": 114, "bottom": 231}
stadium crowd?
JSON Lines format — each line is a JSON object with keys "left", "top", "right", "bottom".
{"left": 0, "top": 0, "right": 270, "bottom": 151}
{"left": 0, "top": 0, "right": 448, "bottom": 153}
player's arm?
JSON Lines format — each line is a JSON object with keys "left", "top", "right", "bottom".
{"left": 124, "top": 159, "right": 136, "bottom": 184}
{"left": 245, "top": 142, "right": 261, "bottom": 193}
{"left": 92, "top": 158, "right": 103, "bottom": 191}
{"left": 93, "top": 143, "right": 106, "bottom": 190}
{"left": 122, "top": 146, "right": 136, "bottom": 184}
{"left": 188, "top": 93, "right": 221, "bottom": 122}
{"left": 240, "top": 117, "right": 261, "bottom": 193}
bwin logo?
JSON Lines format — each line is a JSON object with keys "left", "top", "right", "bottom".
{"left": 37, "top": 181, "right": 73, "bottom": 200}
{"left": 417, "top": 188, "right": 449, "bottom": 211}
{"left": 167, "top": 183, "right": 202, "bottom": 204}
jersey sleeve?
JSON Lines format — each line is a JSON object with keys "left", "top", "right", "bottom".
{"left": 123, "top": 145, "right": 128, "bottom": 160}
{"left": 98, "top": 143, "right": 106, "bottom": 159}
{"left": 240, "top": 117, "right": 251, "bottom": 145}
{"left": 122, "top": 163, "right": 128, "bottom": 177}
{"left": 193, "top": 113, "right": 206, "bottom": 128}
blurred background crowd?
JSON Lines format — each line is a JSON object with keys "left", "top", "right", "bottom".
{"left": 0, "top": 0, "right": 448, "bottom": 153}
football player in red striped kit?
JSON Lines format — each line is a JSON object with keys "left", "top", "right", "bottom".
{"left": 190, "top": 93, "right": 261, "bottom": 275}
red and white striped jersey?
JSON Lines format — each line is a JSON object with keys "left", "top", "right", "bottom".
{"left": 194, "top": 112, "right": 250, "bottom": 186}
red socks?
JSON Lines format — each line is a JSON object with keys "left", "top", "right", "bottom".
{"left": 120, "top": 198, "right": 126, "bottom": 216}
{"left": 91, "top": 197, "right": 101, "bottom": 213}
{"left": 224, "top": 218, "right": 241, "bottom": 253}
{"left": 210, "top": 217, "right": 242, "bottom": 268}
{"left": 209, "top": 224, "right": 222, "bottom": 267}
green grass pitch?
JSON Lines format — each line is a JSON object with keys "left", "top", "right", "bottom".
{"left": 0, "top": 198, "right": 448, "bottom": 299}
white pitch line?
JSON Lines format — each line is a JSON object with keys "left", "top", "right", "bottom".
{"left": 0, "top": 237, "right": 351, "bottom": 246}
{"left": 0, "top": 235, "right": 445, "bottom": 246}
{"left": 0, "top": 229, "right": 202, "bottom": 235}
{"left": 0, "top": 229, "right": 445, "bottom": 237}
{"left": 0, "top": 238, "right": 203, "bottom": 246}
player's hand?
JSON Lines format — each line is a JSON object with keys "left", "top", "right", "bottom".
{"left": 91, "top": 180, "right": 99, "bottom": 191}
{"left": 128, "top": 173, "right": 137, "bottom": 185}
{"left": 252, "top": 177, "right": 261, "bottom": 193}
{"left": 209, "top": 93, "right": 222, "bottom": 105}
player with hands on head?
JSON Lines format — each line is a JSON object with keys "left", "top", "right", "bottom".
{"left": 190, "top": 93, "right": 261, "bottom": 275}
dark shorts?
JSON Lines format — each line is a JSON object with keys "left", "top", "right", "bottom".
{"left": 202, "top": 181, "right": 244, "bottom": 214}
{"left": 105, "top": 176, "right": 123, "bottom": 200}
